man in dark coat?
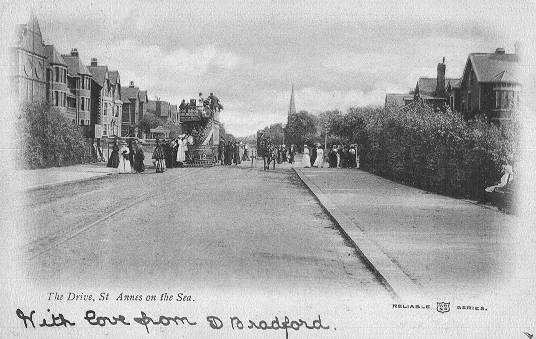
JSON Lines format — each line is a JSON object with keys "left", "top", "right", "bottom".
{"left": 310, "top": 144, "right": 317, "bottom": 167}
{"left": 152, "top": 138, "right": 165, "bottom": 173}
{"left": 233, "top": 142, "right": 241, "bottom": 165}
{"left": 328, "top": 146, "right": 338, "bottom": 168}
{"left": 133, "top": 141, "right": 145, "bottom": 173}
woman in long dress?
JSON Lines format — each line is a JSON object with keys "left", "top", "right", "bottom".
{"left": 133, "top": 142, "right": 145, "bottom": 173}
{"left": 176, "top": 137, "right": 187, "bottom": 164}
{"left": 107, "top": 139, "right": 120, "bottom": 168}
{"left": 117, "top": 142, "right": 132, "bottom": 174}
{"left": 313, "top": 146, "right": 324, "bottom": 168}
{"left": 302, "top": 145, "right": 310, "bottom": 168}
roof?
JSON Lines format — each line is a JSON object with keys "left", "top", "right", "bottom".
{"left": 468, "top": 52, "right": 520, "bottom": 83}
{"left": 87, "top": 65, "right": 108, "bottom": 86}
{"left": 384, "top": 93, "right": 407, "bottom": 108}
{"left": 14, "top": 16, "right": 46, "bottom": 57}
{"left": 62, "top": 54, "right": 92, "bottom": 76}
{"left": 121, "top": 86, "right": 140, "bottom": 102}
{"left": 109, "top": 70, "right": 120, "bottom": 85}
{"left": 139, "top": 90, "right": 148, "bottom": 102}
{"left": 45, "top": 45, "right": 66, "bottom": 66}
{"left": 417, "top": 77, "right": 460, "bottom": 96}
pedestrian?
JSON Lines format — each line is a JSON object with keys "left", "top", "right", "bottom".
{"left": 234, "top": 141, "right": 241, "bottom": 165}
{"left": 288, "top": 144, "right": 295, "bottom": 164}
{"left": 152, "top": 138, "right": 166, "bottom": 173}
{"left": 127, "top": 139, "right": 135, "bottom": 170}
{"left": 348, "top": 146, "right": 357, "bottom": 168}
{"left": 107, "top": 138, "right": 120, "bottom": 168}
{"left": 313, "top": 145, "right": 324, "bottom": 168}
{"left": 302, "top": 145, "right": 311, "bottom": 168}
{"left": 118, "top": 141, "right": 132, "bottom": 174}
{"left": 328, "top": 146, "right": 338, "bottom": 168}
{"left": 176, "top": 135, "right": 187, "bottom": 166}
{"left": 310, "top": 144, "right": 317, "bottom": 167}
{"left": 340, "top": 145, "right": 350, "bottom": 168}
{"left": 171, "top": 139, "right": 177, "bottom": 167}
{"left": 133, "top": 141, "right": 145, "bottom": 173}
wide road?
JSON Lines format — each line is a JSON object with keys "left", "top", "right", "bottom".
{"left": 16, "top": 163, "right": 389, "bottom": 297}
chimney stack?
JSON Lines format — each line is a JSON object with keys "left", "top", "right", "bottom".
{"left": 129, "top": 81, "right": 134, "bottom": 88}
{"left": 91, "top": 58, "right": 97, "bottom": 66}
{"left": 435, "top": 57, "right": 446, "bottom": 97}
{"left": 70, "top": 48, "right": 79, "bottom": 57}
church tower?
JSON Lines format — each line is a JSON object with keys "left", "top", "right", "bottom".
{"left": 288, "top": 84, "right": 296, "bottom": 124}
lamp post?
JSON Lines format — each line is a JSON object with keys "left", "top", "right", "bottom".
{"left": 323, "top": 121, "right": 328, "bottom": 150}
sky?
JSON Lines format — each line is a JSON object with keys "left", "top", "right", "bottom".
{"left": 6, "top": 0, "right": 535, "bottom": 136}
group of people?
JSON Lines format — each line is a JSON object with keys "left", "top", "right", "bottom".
{"left": 106, "top": 139, "right": 146, "bottom": 174}
{"left": 218, "top": 140, "right": 250, "bottom": 165}
{"left": 106, "top": 135, "right": 195, "bottom": 174}
{"left": 179, "top": 92, "right": 223, "bottom": 114}
{"left": 302, "top": 144, "right": 358, "bottom": 169}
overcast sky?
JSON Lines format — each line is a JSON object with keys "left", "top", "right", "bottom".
{"left": 9, "top": 0, "right": 535, "bottom": 136}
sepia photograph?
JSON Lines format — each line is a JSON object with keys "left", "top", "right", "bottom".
{"left": 1, "top": 0, "right": 535, "bottom": 337}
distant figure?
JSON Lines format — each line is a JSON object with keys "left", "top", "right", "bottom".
{"left": 288, "top": 144, "right": 295, "bottom": 164}
{"left": 328, "top": 146, "right": 338, "bottom": 168}
{"left": 127, "top": 139, "right": 135, "bottom": 170}
{"left": 310, "top": 144, "right": 317, "bottom": 167}
{"left": 198, "top": 92, "right": 205, "bottom": 108}
{"left": 302, "top": 145, "right": 311, "bottom": 168}
{"left": 179, "top": 99, "right": 187, "bottom": 112}
{"left": 234, "top": 142, "right": 241, "bottom": 165}
{"left": 176, "top": 135, "right": 187, "bottom": 165}
{"left": 133, "top": 141, "right": 145, "bottom": 173}
{"left": 313, "top": 146, "right": 324, "bottom": 168}
{"left": 152, "top": 138, "right": 165, "bottom": 173}
{"left": 348, "top": 146, "right": 357, "bottom": 168}
{"left": 118, "top": 141, "right": 132, "bottom": 174}
{"left": 107, "top": 139, "right": 120, "bottom": 168}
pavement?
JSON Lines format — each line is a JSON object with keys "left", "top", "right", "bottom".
{"left": 5, "top": 162, "right": 117, "bottom": 192}
{"left": 294, "top": 165, "right": 515, "bottom": 299}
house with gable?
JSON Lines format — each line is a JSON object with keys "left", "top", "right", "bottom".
{"left": 457, "top": 47, "right": 521, "bottom": 121}
{"left": 87, "top": 58, "right": 123, "bottom": 139}
{"left": 10, "top": 15, "right": 47, "bottom": 104}
{"left": 121, "top": 81, "right": 141, "bottom": 137}
{"left": 62, "top": 48, "right": 93, "bottom": 136}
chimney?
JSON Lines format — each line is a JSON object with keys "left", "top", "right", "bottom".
{"left": 495, "top": 47, "right": 506, "bottom": 54}
{"left": 91, "top": 58, "right": 97, "bottom": 66}
{"left": 129, "top": 81, "right": 134, "bottom": 88}
{"left": 435, "top": 57, "right": 446, "bottom": 96}
{"left": 70, "top": 48, "right": 79, "bottom": 57}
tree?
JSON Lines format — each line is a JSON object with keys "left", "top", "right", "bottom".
{"left": 285, "top": 110, "right": 317, "bottom": 149}
{"left": 137, "top": 114, "right": 161, "bottom": 135}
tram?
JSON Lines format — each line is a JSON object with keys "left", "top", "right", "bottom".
{"left": 179, "top": 97, "right": 223, "bottom": 167}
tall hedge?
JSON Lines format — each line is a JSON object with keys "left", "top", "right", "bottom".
{"left": 17, "top": 102, "right": 91, "bottom": 169}
{"left": 339, "top": 103, "right": 517, "bottom": 200}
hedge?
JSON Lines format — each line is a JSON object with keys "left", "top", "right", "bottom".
{"left": 346, "top": 103, "right": 517, "bottom": 200}
{"left": 17, "top": 102, "right": 92, "bottom": 169}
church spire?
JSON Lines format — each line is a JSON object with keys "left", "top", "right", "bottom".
{"left": 288, "top": 84, "right": 296, "bottom": 116}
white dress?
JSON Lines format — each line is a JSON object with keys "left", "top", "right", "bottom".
{"left": 176, "top": 139, "right": 187, "bottom": 162}
{"left": 117, "top": 146, "right": 132, "bottom": 174}
{"left": 313, "top": 148, "right": 324, "bottom": 167}
{"left": 302, "top": 147, "right": 310, "bottom": 168}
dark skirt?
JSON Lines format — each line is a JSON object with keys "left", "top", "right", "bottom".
{"left": 107, "top": 151, "right": 120, "bottom": 168}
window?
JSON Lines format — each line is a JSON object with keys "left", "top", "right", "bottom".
{"left": 104, "top": 103, "right": 108, "bottom": 116}
{"left": 80, "top": 120, "right": 85, "bottom": 125}
{"left": 55, "top": 67, "right": 59, "bottom": 82}
{"left": 81, "top": 97, "right": 85, "bottom": 111}
{"left": 54, "top": 91, "right": 59, "bottom": 106}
